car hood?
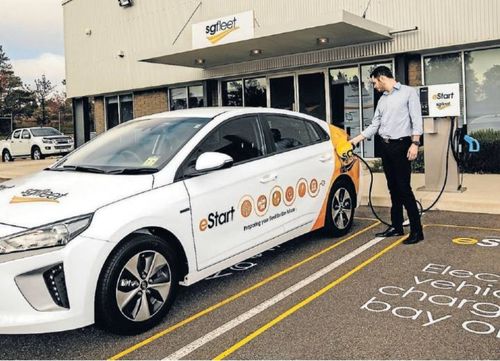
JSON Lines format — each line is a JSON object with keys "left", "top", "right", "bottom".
{"left": 0, "top": 170, "right": 153, "bottom": 229}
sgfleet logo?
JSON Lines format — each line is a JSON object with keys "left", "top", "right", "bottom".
{"left": 432, "top": 92, "right": 455, "bottom": 110}
{"left": 452, "top": 237, "right": 500, "bottom": 248}
{"left": 205, "top": 17, "right": 239, "bottom": 44}
{"left": 199, "top": 206, "right": 235, "bottom": 232}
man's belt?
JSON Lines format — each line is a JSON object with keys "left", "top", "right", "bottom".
{"left": 381, "top": 136, "right": 411, "bottom": 143}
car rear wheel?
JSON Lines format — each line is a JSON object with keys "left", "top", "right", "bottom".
{"left": 2, "top": 150, "right": 13, "bottom": 162}
{"left": 324, "top": 178, "right": 356, "bottom": 237}
{"left": 95, "top": 234, "right": 179, "bottom": 335}
{"left": 31, "top": 146, "right": 44, "bottom": 160}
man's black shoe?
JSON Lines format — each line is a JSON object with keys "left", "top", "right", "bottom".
{"left": 402, "top": 232, "right": 424, "bottom": 245}
{"left": 375, "top": 227, "right": 404, "bottom": 237}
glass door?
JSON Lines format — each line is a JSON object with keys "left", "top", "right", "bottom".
{"left": 269, "top": 76, "right": 295, "bottom": 111}
{"left": 298, "top": 72, "right": 326, "bottom": 121}
{"left": 329, "top": 66, "right": 362, "bottom": 155}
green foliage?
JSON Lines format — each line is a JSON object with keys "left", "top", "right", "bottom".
{"left": 462, "top": 129, "right": 500, "bottom": 174}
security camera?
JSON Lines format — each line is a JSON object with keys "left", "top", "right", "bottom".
{"left": 118, "top": 0, "right": 133, "bottom": 7}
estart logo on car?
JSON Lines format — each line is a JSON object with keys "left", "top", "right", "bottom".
{"left": 205, "top": 17, "right": 238, "bottom": 44}
{"left": 199, "top": 206, "right": 235, "bottom": 232}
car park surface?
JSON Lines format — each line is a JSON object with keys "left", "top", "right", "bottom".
{"left": 0, "top": 208, "right": 497, "bottom": 360}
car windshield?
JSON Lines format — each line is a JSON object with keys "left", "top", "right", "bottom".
{"left": 52, "top": 117, "right": 211, "bottom": 173}
{"left": 31, "top": 128, "right": 62, "bottom": 137}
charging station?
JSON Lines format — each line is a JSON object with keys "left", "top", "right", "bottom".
{"left": 417, "top": 83, "right": 464, "bottom": 193}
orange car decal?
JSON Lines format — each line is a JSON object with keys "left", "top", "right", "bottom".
{"left": 311, "top": 125, "right": 360, "bottom": 231}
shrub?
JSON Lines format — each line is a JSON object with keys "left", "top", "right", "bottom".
{"left": 462, "top": 129, "right": 500, "bottom": 174}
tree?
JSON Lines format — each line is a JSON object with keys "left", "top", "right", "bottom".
{"left": 34, "top": 74, "right": 55, "bottom": 125}
{"left": 0, "top": 45, "right": 23, "bottom": 117}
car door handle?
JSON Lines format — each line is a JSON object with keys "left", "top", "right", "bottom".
{"left": 259, "top": 173, "right": 277, "bottom": 184}
{"left": 319, "top": 154, "right": 332, "bottom": 162}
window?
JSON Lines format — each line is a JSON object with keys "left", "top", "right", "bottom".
{"left": 170, "top": 85, "right": 205, "bottom": 110}
{"left": 22, "top": 130, "right": 30, "bottom": 139}
{"left": 170, "top": 88, "right": 187, "bottom": 110}
{"left": 244, "top": 77, "right": 267, "bottom": 107}
{"left": 188, "top": 85, "right": 204, "bottom": 108}
{"left": 12, "top": 130, "right": 21, "bottom": 139}
{"left": 187, "top": 116, "right": 263, "bottom": 167}
{"left": 264, "top": 114, "right": 314, "bottom": 153}
{"left": 222, "top": 80, "right": 243, "bottom": 106}
{"left": 424, "top": 53, "right": 462, "bottom": 85}
{"left": 106, "top": 94, "right": 134, "bottom": 130}
{"left": 465, "top": 47, "right": 500, "bottom": 132}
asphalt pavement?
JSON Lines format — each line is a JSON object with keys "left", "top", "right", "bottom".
{"left": 0, "top": 207, "right": 498, "bottom": 360}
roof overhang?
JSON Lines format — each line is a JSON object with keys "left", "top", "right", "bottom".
{"left": 141, "top": 10, "right": 392, "bottom": 69}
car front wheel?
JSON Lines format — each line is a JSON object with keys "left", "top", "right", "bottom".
{"left": 31, "top": 146, "right": 44, "bottom": 160}
{"left": 324, "top": 178, "right": 356, "bottom": 237}
{"left": 95, "top": 234, "right": 179, "bottom": 335}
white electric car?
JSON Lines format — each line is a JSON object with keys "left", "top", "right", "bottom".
{"left": 0, "top": 107, "right": 359, "bottom": 335}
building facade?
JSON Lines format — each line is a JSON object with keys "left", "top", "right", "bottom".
{"left": 63, "top": 0, "right": 500, "bottom": 160}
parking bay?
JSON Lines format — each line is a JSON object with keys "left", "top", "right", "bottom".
{"left": 0, "top": 208, "right": 498, "bottom": 360}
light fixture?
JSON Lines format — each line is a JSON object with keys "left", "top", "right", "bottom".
{"left": 118, "top": 0, "right": 133, "bottom": 7}
{"left": 250, "top": 49, "right": 262, "bottom": 56}
{"left": 194, "top": 58, "right": 205, "bottom": 65}
{"left": 317, "top": 37, "right": 329, "bottom": 45}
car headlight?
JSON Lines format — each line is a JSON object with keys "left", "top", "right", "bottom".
{"left": 42, "top": 138, "right": 55, "bottom": 144}
{"left": 0, "top": 214, "right": 93, "bottom": 255}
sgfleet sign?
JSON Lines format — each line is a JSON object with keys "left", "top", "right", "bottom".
{"left": 192, "top": 11, "right": 254, "bottom": 49}
{"left": 419, "top": 83, "right": 461, "bottom": 118}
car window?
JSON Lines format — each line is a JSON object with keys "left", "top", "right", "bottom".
{"left": 185, "top": 116, "right": 264, "bottom": 170}
{"left": 30, "top": 128, "right": 62, "bottom": 137}
{"left": 53, "top": 117, "right": 211, "bottom": 172}
{"left": 22, "top": 130, "right": 30, "bottom": 139}
{"left": 12, "top": 130, "right": 21, "bottom": 139}
{"left": 264, "top": 114, "right": 315, "bottom": 153}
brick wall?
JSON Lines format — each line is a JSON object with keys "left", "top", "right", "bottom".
{"left": 94, "top": 97, "right": 105, "bottom": 134}
{"left": 133, "top": 89, "right": 168, "bottom": 118}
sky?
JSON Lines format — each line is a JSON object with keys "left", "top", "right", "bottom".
{"left": 0, "top": 0, "right": 65, "bottom": 92}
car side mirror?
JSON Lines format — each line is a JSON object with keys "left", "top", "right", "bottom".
{"left": 195, "top": 152, "right": 233, "bottom": 173}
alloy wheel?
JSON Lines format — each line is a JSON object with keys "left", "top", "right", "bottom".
{"left": 115, "top": 250, "right": 172, "bottom": 322}
{"left": 331, "top": 187, "right": 353, "bottom": 230}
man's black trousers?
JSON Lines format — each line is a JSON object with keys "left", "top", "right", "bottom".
{"left": 379, "top": 136, "right": 422, "bottom": 234}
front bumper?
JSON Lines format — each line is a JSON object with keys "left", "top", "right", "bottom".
{"left": 42, "top": 144, "right": 74, "bottom": 155}
{"left": 0, "top": 234, "right": 113, "bottom": 334}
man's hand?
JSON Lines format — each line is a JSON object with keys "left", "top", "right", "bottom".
{"left": 349, "top": 134, "right": 365, "bottom": 146}
{"left": 407, "top": 144, "right": 419, "bottom": 161}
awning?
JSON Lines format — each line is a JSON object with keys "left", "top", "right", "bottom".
{"left": 141, "top": 10, "right": 392, "bottom": 69}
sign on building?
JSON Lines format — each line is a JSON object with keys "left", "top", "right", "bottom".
{"left": 192, "top": 11, "right": 255, "bottom": 49}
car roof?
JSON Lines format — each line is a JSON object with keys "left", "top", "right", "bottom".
{"left": 136, "top": 107, "right": 322, "bottom": 122}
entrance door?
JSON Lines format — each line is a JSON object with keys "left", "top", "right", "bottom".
{"left": 329, "top": 66, "right": 362, "bottom": 156}
{"left": 298, "top": 72, "right": 326, "bottom": 121}
{"left": 270, "top": 76, "right": 295, "bottom": 111}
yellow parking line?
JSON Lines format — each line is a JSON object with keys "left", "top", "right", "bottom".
{"left": 354, "top": 216, "right": 379, "bottom": 221}
{"left": 426, "top": 223, "right": 500, "bottom": 232}
{"left": 214, "top": 233, "right": 407, "bottom": 360}
{"left": 109, "top": 221, "right": 381, "bottom": 360}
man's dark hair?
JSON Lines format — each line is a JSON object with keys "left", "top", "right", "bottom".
{"left": 370, "top": 66, "right": 394, "bottom": 79}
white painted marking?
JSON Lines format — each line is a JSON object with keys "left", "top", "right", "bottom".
{"left": 164, "top": 236, "right": 387, "bottom": 360}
